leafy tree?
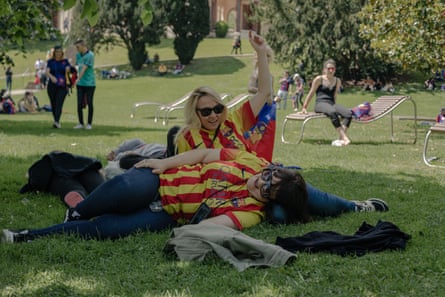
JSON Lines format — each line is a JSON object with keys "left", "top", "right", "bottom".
{"left": 160, "top": 0, "right": 210, "bottom": 65}
{"left": 68, "top": 0, "right": 165, "bottom": 70}
{"left": 63, "top": 0, "right": 153, "bottom": 26}
{"left": 251, "top": 0, "right": 398, "bottom": 82}
{"left": 0, "top": 0, "right": 60, "bottom": 66}
{"left": 359, "top": 0, "right": 445, "bottom": 72}
{"left": 66, "top": 2, "right": 106, "bottom": 52}
{"left": 100, "top": 0, "right": 165, "bottom": 70}
{"left": 0, "top": 0, "right": 154, "bottom": 67}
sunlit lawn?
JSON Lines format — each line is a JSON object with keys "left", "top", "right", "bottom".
{"left": 1, "top": 37, "right": 445, "bottom": 297}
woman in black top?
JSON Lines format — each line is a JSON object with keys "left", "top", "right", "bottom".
{"left": 301, "top": 59, "right": 352, "bottom": 146}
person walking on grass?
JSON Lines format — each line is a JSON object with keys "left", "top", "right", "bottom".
{"left": 74, "top": 39, "right": 96, "bottom": 130}
{"left": 5, "top": 66, "right": 12, "bottom": 92}
{"left": 46, "top": 45, "right": 72, "bottom": 128}
{"left": 231, "top": 35, "right": 242, "bottom": 55}
{"left": 276, "top": 71, "right": 294, "bottom": 110}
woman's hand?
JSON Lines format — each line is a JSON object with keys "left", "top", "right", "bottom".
{"left": 134, "top": 158, "right": 168, "bottom": 174}
{"left": 301, "top": 107, "right": 308, "bottom": 114}
{"left": 106, "top": 151, "right": 116, "bottom": 161}
{"left": 248, "top": 31, "right": 266, "bottom": 53}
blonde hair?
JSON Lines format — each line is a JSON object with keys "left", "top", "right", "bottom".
{"left": 184, "top": 86, "right": 227, "bottom": 127}
{"left": 175, "top": 86, "right": 228, "bottom": 142}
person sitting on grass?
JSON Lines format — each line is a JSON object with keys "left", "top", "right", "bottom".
{"left": 2, "top": 148, "right": 388, "bottom": 243}
{"left": 18, "top": 91, "right": 40, "bottom": 113}
{"left": 173, "top": 62, "right": 185, "bottom": 75}
{"left": 436, "top": 108, "right": 445, "bottom": 123}
{"left": 158, "top": 64, "right": 167, "bottom": 76}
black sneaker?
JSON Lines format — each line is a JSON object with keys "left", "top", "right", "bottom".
{"left": 1, "top": 229, "right": 32, "bottom": 243}
{"left": 64, "top": 208, "right": 83, "bottom": 223}
{"left": 354, "top": 198, "right": 389, "bottom": 212}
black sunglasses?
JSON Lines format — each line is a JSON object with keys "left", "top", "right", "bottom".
{"left": 260, "top": 166, "right": 278, "bottom": 199}
{"left": 196, "top": 104, "right": 225, "bottom": 117}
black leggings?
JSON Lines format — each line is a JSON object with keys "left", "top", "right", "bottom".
{"left": 315, "top": 101, "right": 352, "bottom": 128}
{"left": 47, "top": 84, "right": 68, "bottom": 123}
{"left": 76, "top": 85, "right": 96, "bottom": 125}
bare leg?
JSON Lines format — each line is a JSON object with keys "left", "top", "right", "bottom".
{"left": 336, "top": 126, "right": 350, "bottom": 145}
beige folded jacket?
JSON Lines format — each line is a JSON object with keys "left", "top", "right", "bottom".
{"left": 163, "top": 223, "right": 296, "bottom": 272}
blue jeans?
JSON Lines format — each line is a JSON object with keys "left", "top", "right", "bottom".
{"left": 29, "top": 168, "right": 177, "bottom": 240}
{"left": 28, "top": 169, "right": 355, "bottom": 239}
{"left": 269, "top": 182, "right": 356, "bottom": 224}
{"left": 29, "top": 209, "right": 176, "bottom": 240}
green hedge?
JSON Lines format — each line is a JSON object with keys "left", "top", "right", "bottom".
{"left": 214, "top": 21, "right": 229, "bottom": 38}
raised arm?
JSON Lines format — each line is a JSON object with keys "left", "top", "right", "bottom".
{"left": 247, "top": 67, "right": 259, "bottom": 94}
{"left": 248, "top": 31, "right": 273, "bottom": 116}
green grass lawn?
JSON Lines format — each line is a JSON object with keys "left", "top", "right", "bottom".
{"left": 1, "top": 38, "right": 445, "bottom": 297}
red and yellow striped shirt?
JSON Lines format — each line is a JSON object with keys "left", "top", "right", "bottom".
{"left": 159, "top": 149, "right": 268, "bottom": 230}
{"left": 176, "top": 101, "right": 276, "bottom": 162}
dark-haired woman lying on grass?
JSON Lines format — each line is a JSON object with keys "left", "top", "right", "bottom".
{"left": 2, "top": 148, "right": 388, "bottom": 243}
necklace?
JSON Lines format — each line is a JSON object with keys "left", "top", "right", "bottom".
{"left": 323, "top": 76, "right": 336, "bottom": 89}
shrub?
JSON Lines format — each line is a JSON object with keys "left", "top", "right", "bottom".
{"left": 214, "top": 21, "right": 229, "bottom": 38}
{"left": 174, "top": 37, "right": 199, "bottom": 65}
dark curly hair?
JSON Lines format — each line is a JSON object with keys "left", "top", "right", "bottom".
{"left": 267, "top": 168, "right": 311, "bottom": 224}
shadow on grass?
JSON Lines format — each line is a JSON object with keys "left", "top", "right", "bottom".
{"left": 0, "top": 119, "right": 165, "bottom": 137}
{"left": 300, "top": 138, "right": 413, "bottom": 146}
{"left": 134, "top": 56, "right": 247, "bottom": 78}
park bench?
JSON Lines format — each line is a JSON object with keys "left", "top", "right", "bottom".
{"left": 423, "top": 123, "right": 445, "bottom": 168}
{"left": 281, "top": 95, "right": 417, "bottom": 144}
{"left": 226, "top": 93, "right": 251, "bottom": 109}
{"left": 130, "top": 92, "right": 231, "bottom": 126}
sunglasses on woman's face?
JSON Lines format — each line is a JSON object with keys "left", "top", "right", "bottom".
{"left": 260, "top": 166, "right": 277, "bottom": 199}
{"left": 196, "top": 104, "right": 225, "bottom": 117}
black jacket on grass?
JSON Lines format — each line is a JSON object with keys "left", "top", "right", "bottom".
{"left": 275, "top": 220, "right": 411, "bottom": 256}
{"left": 20, "top": 151, "right": 102, "bottom": 194}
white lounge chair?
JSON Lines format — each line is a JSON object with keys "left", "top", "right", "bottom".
{"left": 281, "top": 95, "right": 417, "bottom": 144}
